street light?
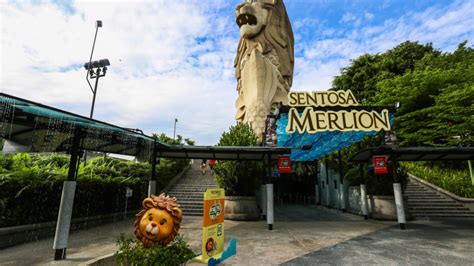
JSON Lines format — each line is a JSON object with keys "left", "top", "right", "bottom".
{"left": 85, "top": 20, "right": 105, "bottom": 119}
{"left": 84, "top": 59, "right": 110, "bottom": 118}
{"left": 173, "top": 118, "right": 178, "bottom": 141}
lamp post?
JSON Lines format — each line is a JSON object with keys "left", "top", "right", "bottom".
{"left": 85, "top": 20, "right": 106, "bottom": 119}
{"left": 84, "top": 59, "right": 110, "bottom": 118}
{"left": 173, "top": 118, "right": 178, "bottom": 141}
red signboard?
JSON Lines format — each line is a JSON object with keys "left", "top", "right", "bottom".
{"left": 373, "top": 156, "right": 388, "bottom": 174}
{"left": 278, "top": 156, "right": 291, "bottom": 174}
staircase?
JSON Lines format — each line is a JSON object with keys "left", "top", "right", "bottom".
{"left": 167, "top": 160, "right": 219, "bottom": 216}
{"left": 405, "top": 178, "right": 474, "bottom": 219}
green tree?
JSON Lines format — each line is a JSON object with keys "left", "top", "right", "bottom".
{"left": 213, "top": 123, "right": 262, "bottom": 196}
{"left": 374, "top": 42, "right": 474, "bottom": 146}
{"left": 332, "top": 41, "right": 438, "bottom": 104}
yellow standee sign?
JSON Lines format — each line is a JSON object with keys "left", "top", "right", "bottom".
{"left": 285, "top": 90, "right": 391, "bottom": 134}
{"left": 193, "top": 188, "right": 225, "bottom": 263}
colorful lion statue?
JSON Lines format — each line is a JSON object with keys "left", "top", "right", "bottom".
{"left": 134, "top": 193, "right": 182, "bottom": 247}
{"left": 234, "top": 0, "right": 294, "bottom": 141}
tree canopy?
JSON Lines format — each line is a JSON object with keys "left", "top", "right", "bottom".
{"left": 332, "top": 41, "right": 473, "bottom": 147}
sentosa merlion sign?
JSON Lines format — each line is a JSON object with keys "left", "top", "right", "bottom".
{"left": 285, "top": 90, "right": 391, "bottom": 134}
{"left": 234, "top": 0, "right": 294, "bottom": 141}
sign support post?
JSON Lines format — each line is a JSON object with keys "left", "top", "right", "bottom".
{"left": 338, "top": 151, "right": 346, "bottom": 212}
{"left": 359, "top": 164, "right": 369, "bottom": 219}
{"left": 314, "top": 160, "right": 319, "bottom": 205}
{"left": 148, "top": 142, "right": 157, "bottom": 197}
{"left": 53, "top": 131, "right": 81, "bottom": 260}
{"left": 468, "top": 160, "right": 474, "bottom": 185}
{"left": 390, "top": 154, "right": 406, "bottom": 230}
{"left": 260, "top": 185, "right": 267, "bottom": 219}
{"left": 267, "top": 154, "right": 274, "bottom": 230}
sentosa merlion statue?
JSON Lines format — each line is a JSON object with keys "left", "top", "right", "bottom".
{"left": 234, "top": 0, "right": 294, "bottom": 141}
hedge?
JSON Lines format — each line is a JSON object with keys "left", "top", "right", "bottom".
{"left": 0, "top": 153, "right": 189, "bottom": 227}
{"left": 403, "top": 161, "right": 474, "bottom": 198}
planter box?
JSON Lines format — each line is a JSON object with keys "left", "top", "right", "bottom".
{"left": 224, "top": 196, "right": 259, "bottom": 221}
{"left": 368, "top": 195, "right": 399, "bottom": 220}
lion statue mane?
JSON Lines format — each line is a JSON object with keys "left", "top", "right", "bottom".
{"left": 134, "top": 193, "right": 182, "bottom": 247}
{"left": 234, "top": 0, "right": 294, "bottom": 141}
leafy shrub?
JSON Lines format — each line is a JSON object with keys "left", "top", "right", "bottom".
{"left": 214, "top": 123, "right": 263, "bottom": 196}
{"left": 403, "top": 162, "right": 474, "bottom": 198}
{"left": 0, "top": 152, "right": 189, "bottom": 227}
{"left": 116, "top": 234, "right": 195, "bottom": 266}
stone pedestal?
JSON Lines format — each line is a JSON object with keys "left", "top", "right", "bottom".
{"left": 224, "top": 196, "right": 259, "bottom": 221}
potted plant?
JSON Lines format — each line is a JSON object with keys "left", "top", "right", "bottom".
{"left": 213, "top": 123, "right": 262, "bottom": 220}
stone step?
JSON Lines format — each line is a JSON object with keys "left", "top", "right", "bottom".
{"left": 405, "top": 193, "right": 436, "bottom": 196}
{"left": 409, "top": 207, "right": 470, "bottom": 211}
{"left": 407, "top": 198, "right": 458, "bottom": 204}
{"left": 405, "top": 195, "right": 441, "bottom": 198}
{"left": 173, "top": 183, "right": 217, "bottom": 187}
{"left": 172, "top": 193, "right": 204, "bottom": 198}
{"left": 167, "top": 161, "right": 218, "bottom": 218}
{"left": 182, "top": 206, "right": 204, "bottom": 210}
{"left": 411, "top": 213, "right": 474, "bottom": 218}
{"left": 173, "top": 183, "right": 218, "bottom": 186}
{"left": 404, "top": 190, "right": 428, "bottom": 193}
{"left": 407, "top": 203, "right": 464, "bottom": 207}
{"left": 169, "top": 187, "right": 213, "bottom": 190}
{"left": 173, "top": 194, "right": 204, "bottom": 197}
{"left": 178, "top": 201, "right": 204, "bottom": 206}
{"left": 403, "top": 190, "right": 439, "bottom": 195}
{"left": 183, "top": 212, "right": 203, "bottom": 217}
{"left": 409, "top": 210, "right": 474, "bottom": 214}
{"left": 172, "top": 189, "right": 205, "bottom": 193}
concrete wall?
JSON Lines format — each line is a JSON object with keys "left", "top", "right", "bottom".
{"left": 317, "top": 162, "right": 349, "bottom": 210}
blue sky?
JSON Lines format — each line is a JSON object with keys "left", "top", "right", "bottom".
{"left": 1, "top": 0, "right": 473, "bottom": 145}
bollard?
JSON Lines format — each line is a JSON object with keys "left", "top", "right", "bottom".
{"left": 266, "top": 184, "right": 274, "bottom": 230}
{"left": 393, "top": 183, "right": 406, "bottom": 229}
{"left": 53, "top": 181, "right": 76, "bottom": 260}
{"left": 340, "top": 186, "right": 346, "bottom": 212}
{"left": 261, "top": 185, "right": 267, "bottom": 219}
{"left": 315, "top": 184, "right": 319, "bottom": 205}
{"left": 148, "top": 180, "right": 156, "bottom": 197}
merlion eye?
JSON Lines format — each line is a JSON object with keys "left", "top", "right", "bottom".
{"left": 159, "top": 219, "right": 167, "bottom": 225}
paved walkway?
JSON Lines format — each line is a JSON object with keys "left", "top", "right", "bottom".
{"left": 1, "top": 205, "right": 472, "bottom": 265}
{"left": 283, "top": 219, "right": 474, "bottom": 265}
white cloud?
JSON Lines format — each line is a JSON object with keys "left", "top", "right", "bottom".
{"left": 293, "top": 0, "right": 474, "bottom": 92}
{"left": 364, "top": 12, "right": 374, "bottom": 20}
{"left": 1, "top": 0, "right": 238, "bottom": 145}
{"left": 1, "top": 0, "right": 473, "bottom": 146}
{"left": 340, "top": 12, "right": 361, "bottom": 27}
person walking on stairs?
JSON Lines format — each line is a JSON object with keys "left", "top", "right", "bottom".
{"left": 201, "top": 159, "right": 207, "bottom": 175}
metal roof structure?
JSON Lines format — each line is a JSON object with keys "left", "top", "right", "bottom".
{"left": 350, "top": 146, "right": 474, "bottom": 162}
{"left": 0, "top": 93, "right": 155, "bottom": 161}
{"left": 0, "top": 93, "right": 290, "bottom": 161}
{"left": 156, "top": 145, "right": 290, "bottom": 161}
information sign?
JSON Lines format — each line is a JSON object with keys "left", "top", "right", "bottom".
{"left": 201, "top": 188, "right": 225, "bottom": 262}
{"left": 278, "top": 155, "right": 292, "bottom": 173}
{"left": 373, "top": 156, "right": 388, "bottom": 174}
{"left": 125, "top": 187, "right": 133, "bottom": 198}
